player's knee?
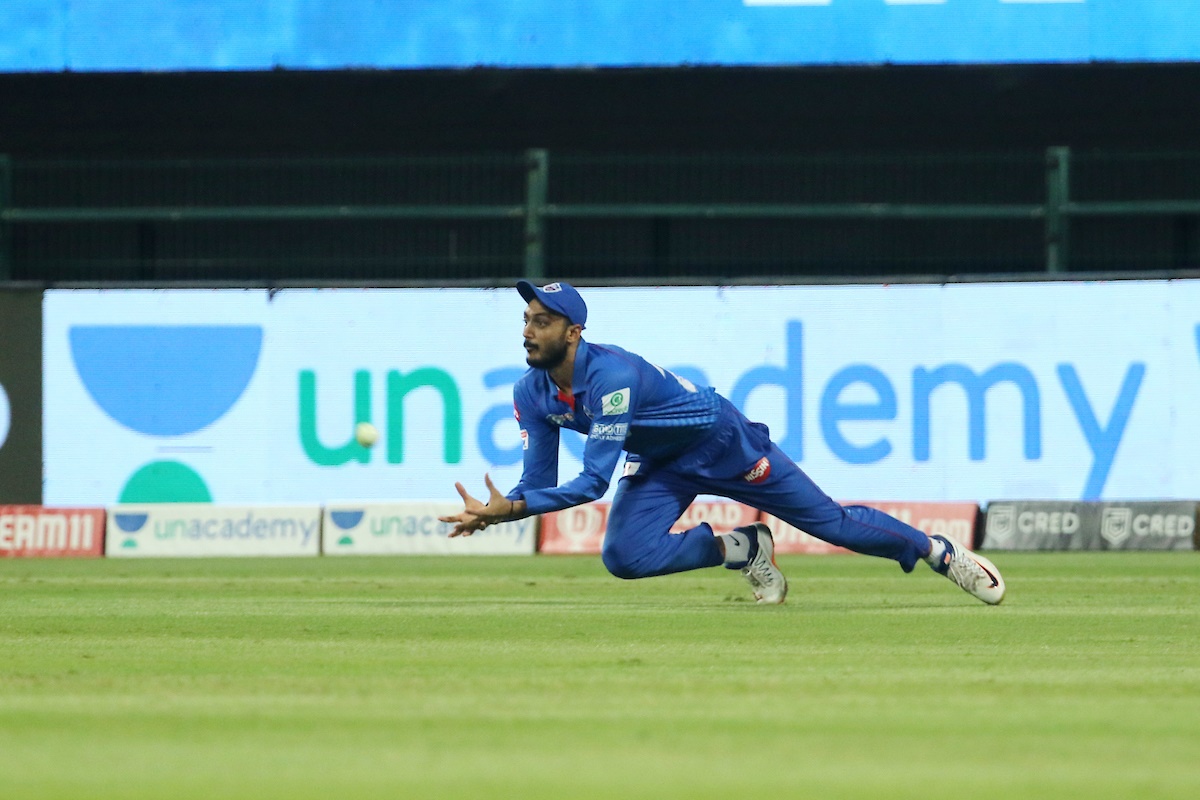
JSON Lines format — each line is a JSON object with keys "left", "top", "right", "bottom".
{"left": 601, "top": 539, "right": 646, "bottom": 580}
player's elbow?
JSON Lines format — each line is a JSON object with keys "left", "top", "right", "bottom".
{"left": 579, "top": 475, "right": 610, "bottom": 505}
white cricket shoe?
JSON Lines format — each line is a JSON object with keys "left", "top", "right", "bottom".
{"left": 735, "top": 523, "right": 788, "bottom": 605}
{"left": 929, "top": 535, "right": 1006, "bottom": 605}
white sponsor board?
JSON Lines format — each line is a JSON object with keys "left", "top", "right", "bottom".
{"left": 43, "top": 282, "right": 1200, "bottom": 506}
{"left": 323, "top": 501, "right": 535, "bottom": 555}
{"left": 106, "top": 504, "right": 321, "bottom": 557}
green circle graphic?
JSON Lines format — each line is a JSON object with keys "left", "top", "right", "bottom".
{"left": 119, "top": 461, "right": 213, "bottom": 503}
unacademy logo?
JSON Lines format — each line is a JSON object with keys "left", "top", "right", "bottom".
{"left": 0, "top": 381, "right": 10, "bottom": 451}
{"left": 330, "top": 511, "right": 365, "bottom": 530}
{"left": 329, "top": 510, "right": 365, "bottom": 546}
{"left": 113, "top": 512, "right": 149, "bottom": 550}
{"left": 114, "top": 513, "right": 149, "bottom": 533}
{"left": 113, "top": 513, "right": 150, "bottom": 551}
{"left": 69, "top": 325, "right": 263, "bottom": 502}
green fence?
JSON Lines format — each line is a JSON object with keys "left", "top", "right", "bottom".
{"left": 3, "top": 148, "right": 1200, "bottom": 283}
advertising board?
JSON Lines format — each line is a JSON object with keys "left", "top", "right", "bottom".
{"left": 105, "top": 504, "right": 321, "bottom": 557}
{"left": 982, "top": 500, "right": 1196, "bottom": 551}
{"left": 323, "top": 501, "right": 535, "bottom": 555}
{"left": 0, "top": 506, "right": 105, "bottom": 557}
{"left": 43, "top": 281, "right": 1200, "bottom": 507}
{"left": 539, "top": 500, "right": 759, "bottom": 555}
{"left": 762, "top": 501, "right": 979, "bottom": 555}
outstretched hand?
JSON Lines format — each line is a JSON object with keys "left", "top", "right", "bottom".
{"left": 438, "top": 473, "right": 516, "bottom": 537}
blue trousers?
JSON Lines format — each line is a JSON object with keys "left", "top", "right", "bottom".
{"left": 601, "top": 399, "right": 932, "bottom": 579}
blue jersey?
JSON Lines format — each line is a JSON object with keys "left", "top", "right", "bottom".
{"left": 507, "top": 339, "right": 722, "bottom": 515}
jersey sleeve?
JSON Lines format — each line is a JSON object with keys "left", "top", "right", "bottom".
{"left": 505, "top": 380, "right": 560, "bottom": 503}
{"left": 518, "top": 366, "right": 638, "bottom": 515}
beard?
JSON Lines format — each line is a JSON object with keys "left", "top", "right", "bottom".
{"left": 525, "top": 337, "right": 569, "bottom": 370}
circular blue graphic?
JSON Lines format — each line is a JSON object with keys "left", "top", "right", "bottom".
{"left": 330, "top": 510, "right": 365, "bottom": 530}
{"left": 114, "top": 513, "right": 149, "bottom": 533}
{"left": 69, "top": 325, "right": 263, "bottom": 436}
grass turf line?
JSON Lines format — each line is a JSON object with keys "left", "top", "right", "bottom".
{"left": 1, "top": 552, "right": 1198, "bottom": 800}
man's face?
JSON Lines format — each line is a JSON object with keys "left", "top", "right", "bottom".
{"left": 523, "top": 299, "right": 575, "bottom": 370}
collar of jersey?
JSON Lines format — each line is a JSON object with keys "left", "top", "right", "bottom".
{"left": 545, "top": 339, "right": 590, "bottom": 407}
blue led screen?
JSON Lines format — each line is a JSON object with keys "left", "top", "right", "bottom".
{"left": 3, "top": 1, "right": 1200, "bottom": 72}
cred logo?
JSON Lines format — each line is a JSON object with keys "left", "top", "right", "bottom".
{"left": 985, "top": 505, "right": 1015, "bottom": 544}
{"left": 743, "top": 457, "right": 771, "bottom": 484}
{"left": 1103, "top": 508, "right": 1194, "bottom": 545}
{"left": 1100, "top": 508, "right": 1133, "bottom": 546}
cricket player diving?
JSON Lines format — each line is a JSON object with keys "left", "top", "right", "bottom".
{"left": 440, "top": 281, "right": 1006, "bottom": 606}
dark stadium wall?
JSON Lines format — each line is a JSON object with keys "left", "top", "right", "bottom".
{"left": 1, "top": 63, "right": 1198, "bottom": 158}
{"left": 0, "top": 289, "right": 43, "bottom": 504}
{"left": 4, "top": 64, "right": 1198, "bottom": 283}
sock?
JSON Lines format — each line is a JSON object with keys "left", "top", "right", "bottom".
{"left": 923, "top": 536, "right": 948, "bottom": 567}
{"left": 720, "top": 532, "right": 752, "bottom": 566}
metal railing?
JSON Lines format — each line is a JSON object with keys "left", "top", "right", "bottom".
{"left": 3, "top": 147, "right": 1200, "bottom": 282}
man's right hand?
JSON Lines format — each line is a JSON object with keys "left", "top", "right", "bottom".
{"left": 438, "top": 474, "right": 524, "bottom": 537}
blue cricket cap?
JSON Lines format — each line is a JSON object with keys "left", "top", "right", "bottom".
{"left": 517, "top": 280, "right": 587, "bottom": 328}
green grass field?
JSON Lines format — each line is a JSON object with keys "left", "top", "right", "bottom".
{"left": 2, "top": 552, "right": 1198, "bottom": 799}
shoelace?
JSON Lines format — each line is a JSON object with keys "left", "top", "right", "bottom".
{"left": 948, "top": 550, "right": 996, "bottom": 591}
{"left": 743, "top": 552, "right": 779, "bottom": 590}
{"left": 741, "top": 564, "right": 762, "bottom": 588}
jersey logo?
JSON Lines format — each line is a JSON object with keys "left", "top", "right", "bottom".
{"left": 513, "top": 402, "right": 521, "bottom": 422}
{"left": 590, "top": 421, "right": 628, "bottom": 442}
{"left": 547, "top": 413, "right": 574, "bottom": 426}
{"left": 520, "top": 429, "right": 529, "bottom": 450}
{"left": 600, "top": 387, "right": 631, "bottom": 416}
{"left": 743, "top": 457, "right": 771, "bottom": 484}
